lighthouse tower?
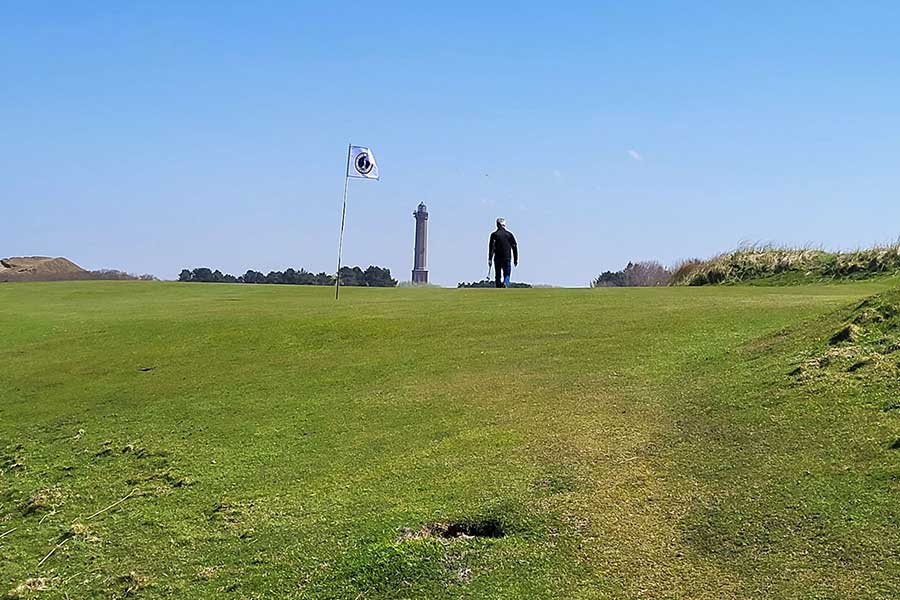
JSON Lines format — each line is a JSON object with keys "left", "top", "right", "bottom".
{"left": 412, "top": 203, "right": 429, "bottom": 284}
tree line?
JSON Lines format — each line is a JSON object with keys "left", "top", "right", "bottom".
{"left": 179, "top": 266, "right": 397, "bottom": 287}
{"left": 457, "top": 279, "right": 532, "bottom": 288}
{"left": 591, "top": 261, "right": 672, "bottom": 287}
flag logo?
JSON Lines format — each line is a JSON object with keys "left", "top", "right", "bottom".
{"left": 355, "top": 152, "right": 373, "bottom": 175}
{"left": 348, "top": 146, "right": 379, "bottom": 180}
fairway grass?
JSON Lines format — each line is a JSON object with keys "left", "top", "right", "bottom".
{"left": 2, "top": 281, "right": 899, "bottom": 599}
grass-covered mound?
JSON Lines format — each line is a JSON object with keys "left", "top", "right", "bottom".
{"left": 672, "top": 243, "right": 900, "bottom": 285}
{"left": 790, "top": 288, "right": 900, "bottom": 384}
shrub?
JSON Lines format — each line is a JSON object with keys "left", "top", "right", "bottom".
{"left": 592, "top": 261, "right": 672, "bottom": 287}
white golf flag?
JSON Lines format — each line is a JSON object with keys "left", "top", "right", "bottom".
{"left": 348, "top": 146, "right": 380, "bottom": 180}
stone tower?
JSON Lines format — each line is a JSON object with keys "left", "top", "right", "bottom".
{"left": 412, "top": 203, "right": 428, "bottom": 284}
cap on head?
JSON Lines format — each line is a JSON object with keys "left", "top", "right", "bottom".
{"left": 496, "top": 217, "right": 506, "bottom": 228}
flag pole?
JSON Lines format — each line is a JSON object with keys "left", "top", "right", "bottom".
{"left": 335, "top": 144, "right": 352, "bottom": 300}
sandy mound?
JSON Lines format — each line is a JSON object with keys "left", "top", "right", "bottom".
{"left": 0, "top": 256, "right": 87, "bottom": 281}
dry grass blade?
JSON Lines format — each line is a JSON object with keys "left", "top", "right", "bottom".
{"left": 87, "top": 488, "right": 137, "bottom": 520}
{"left": 37, "top": 537, "right": 70, "bottom": 567}
{"left": 0, "top": 527, "right": 17, "bottom": 540}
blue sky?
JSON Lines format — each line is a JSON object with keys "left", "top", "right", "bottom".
{"left": 3, "top": 2, "right": 899, "bottom": 286}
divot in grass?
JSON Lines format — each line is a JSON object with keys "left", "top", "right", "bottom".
{"left": 1, "top": 450, "right": 25, "bottom": 473}
{"left": 112, "top": 571, "right": 152, "bottom": 598}
{"left": 847, "top": 359, "right": 872, "bottom": 372}
{"left": 18, "top": 487, "right": 64, "bottom": 517}
{"left": 829, "top": 324, "right": 860, "bottom": 345}
{"left": 400, "top": 518, "right": 507, "bottom": 541}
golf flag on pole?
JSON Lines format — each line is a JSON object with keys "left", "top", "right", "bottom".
{"left": 336, "top": 143, "right": 380, "bottom": 300}
{"left": 348, "top": 146, "right": 380, "bottom": 180}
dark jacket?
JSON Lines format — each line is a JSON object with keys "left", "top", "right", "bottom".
{"left": 489, "top": 227, "right": 518, "bottom": 264}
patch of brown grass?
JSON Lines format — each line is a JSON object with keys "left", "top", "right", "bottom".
{"left": 4, "top": 578, "right": 53, "bottom": 599}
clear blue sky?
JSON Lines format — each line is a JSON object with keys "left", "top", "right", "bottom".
{"left": 3, "top": 2, "right": 899, "bottom": 286}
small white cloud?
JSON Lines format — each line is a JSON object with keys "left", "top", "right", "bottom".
{"left": 553, "top": 169, "right": 562, "bottom": 178}
{"left": 627, "top": 149, "right": 643, "bottom": 161}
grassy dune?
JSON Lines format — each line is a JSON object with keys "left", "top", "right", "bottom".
{"left": 673, "top": 243, "right": 900, "bottom": 286}
{"left": 2, "top": 281, "right": 899, "bottom": 599}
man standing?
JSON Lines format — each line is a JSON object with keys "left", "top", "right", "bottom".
{"left": 488, "top": 218, "right": 518, "bottom": 288}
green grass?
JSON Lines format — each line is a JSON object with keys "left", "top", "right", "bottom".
{"left": 2, "top": 281, "right": 899, "bottom": 599}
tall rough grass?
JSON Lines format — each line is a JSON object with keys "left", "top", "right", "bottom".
{"left": 671, "top": 243, "right": 900, "bottom": 285}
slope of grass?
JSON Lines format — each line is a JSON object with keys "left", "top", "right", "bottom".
{"left": 1, "top": 281, "right": 899, "bottom": 599}
{"left": 672, "top": 243, "right": 900, "bottom": 286}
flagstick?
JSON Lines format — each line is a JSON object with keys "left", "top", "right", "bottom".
{"left": 335, "top": 144, "right": 352, "bottom": 300}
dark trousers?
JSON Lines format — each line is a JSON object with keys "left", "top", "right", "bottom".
{"left": 494, "top": 258, "right": 512, "bottom": 288}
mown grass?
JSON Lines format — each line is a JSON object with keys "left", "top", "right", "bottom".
{"left": 1, "top": 281, "right": 899, "bottom": 599}
{"left": 672, "top": 243, "right": 900, "bottom": 286}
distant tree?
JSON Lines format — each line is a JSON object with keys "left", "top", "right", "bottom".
{"left": 592, "top": 261, "right": 672, "bottom": 287}
{"left": 624, "top": 261, "right": 670, "bottom": 286}
{"left": 592, "top": 270, "right": 626, "bottom": 287}
{"left": 178, "top": 269, "right": 192, "bottom": 282}
{"left": 339, "top": 266, "right": 366, "bottom": 286}
{"left": 364, "top": 266, "right": 398, "bottom": 287}
{"left": 314, "top": 271, "right": 334, "bottom": 285}
{"left": 191, "top": 267, "right": 214, "bottom": 282}
{"left": 84, "top": 269, "right": 140, "bottom": 280}
{"left": 294, "top": 269, "right": 311, "bottom": 285}
{"left": 240, "top": 270, "right": 266, "bottom": 284}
